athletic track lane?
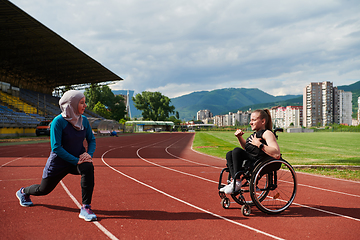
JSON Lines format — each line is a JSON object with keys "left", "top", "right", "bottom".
{"left": 1, "top": 133, "right": 359, "bottom": 239}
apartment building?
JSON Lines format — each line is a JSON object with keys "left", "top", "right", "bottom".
{"left": 270, "top": 107, "right": 286, "bottom": 128}
{"left": 197, "top": 109, "right": 213, "bottom": 121}
{"left": 303, "top": 81, "right": 334, "bottom": 127}
{"left": 303, "top": 81, "right": 353, "bottom": 127}
{"left": 231, "top": 110, "right": 251, "bottom": 126}
{"left": 358, "top": 97, "right": 360, "bottom": 121}
{"left": 285, "top": 106, "right": 303, "bottom": 127}
{"left": 336, "top": 90, "right": 352, "bottom": 125}
{"left": 269, "top": 106, "right": 302, "bottom": 128}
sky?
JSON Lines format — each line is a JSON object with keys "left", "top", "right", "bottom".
{"left": 10, "top": 0, "right": 360, "bottom": 98}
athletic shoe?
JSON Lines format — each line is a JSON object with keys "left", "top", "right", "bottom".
{"left": 16, "top": 188, "right": 33, "bottom": 207}
{"left": 79, "top": 205, "right": 97, "bottom": 221}
{"left": 220, "top": 180, "right": 241, "bottom": 194}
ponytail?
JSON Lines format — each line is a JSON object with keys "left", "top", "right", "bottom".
{"left": 253, "top": 109, "right": 272, "bottom": 130}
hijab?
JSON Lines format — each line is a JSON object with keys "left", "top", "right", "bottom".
{"left": 59, "top": 90, "right": 85, "bottom": 131}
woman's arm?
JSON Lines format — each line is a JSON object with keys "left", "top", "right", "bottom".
{"left": 83, "top": 116, "right": 96, "bottom": 157}
{"left": 234, "top": 129, "right": 246, "bottom": 149}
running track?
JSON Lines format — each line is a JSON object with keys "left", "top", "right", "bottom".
{"left": 1, "top": 133, "right": 359, "bottom": 239}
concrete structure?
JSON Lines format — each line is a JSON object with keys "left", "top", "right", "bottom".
{"left": 285, "top": 106, "right": 303, "bottom": 128}
{"left": 336, "top": 90, "right": 352, "bottom": 125}
{"left": 231, "top": 110, "right": 251, "bottom": 126}
{"left": 125, "top": 121, "right": 174, "bottom": 132}
{"left": 197, "top": 110, "right": 213, "bottom": 121}
{"left": 270, "top": 107, "right": 286, "bottom": 128}
{"left": 304, "top": 81, "right": 333, "bottom": 127}
{"left": 270, "top": 106, "right": 302, "bottom": 128}
{"left": 303, "top": 81, "right": 353, "bottom": 127}
{"left": 358, "top": 97, "right": 360, "bottom": 122}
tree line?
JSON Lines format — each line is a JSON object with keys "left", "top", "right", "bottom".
{"left": 84, "top": 84, "right": 181, "bottom": 125}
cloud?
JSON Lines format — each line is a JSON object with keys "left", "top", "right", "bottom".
{"left": 10, "top": 0, "right": 360, "bottom": 98}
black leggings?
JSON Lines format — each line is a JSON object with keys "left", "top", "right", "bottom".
{"left": 226, "top": 147, "right": 256, "bottom": 179}
{"left": 24, "top": 162, "right": 94, "bottom": 205}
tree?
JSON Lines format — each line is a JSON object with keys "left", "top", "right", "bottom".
{"left": 84, "top": 84, "right": 101, "bottom": 110}
{"left": 111, "top": 95, "right": 127, "bottom": 121}
{"left": 132, "top": 91, "right": 175, "bottom": 121}
{"left": 92, "top": 101, "right": 111, "bottom": 119}
{"left": 84, "top": 84, "right": 126, "bottom": 120}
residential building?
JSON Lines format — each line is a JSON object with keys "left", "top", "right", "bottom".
{"left": 231, "top": 110, "right": 251, "bottom": 126}
{"left": 285, "top": 106, "right": 303, "bottom": 127}
{"left": 303, "top": 81, "right": 334, "bottom": 127}
{"left": 197, "top": 109, "right": 213, "bottom": 121}
{"left": 270, "top": 107, "right": 286, "bottom": 128}
{"left": 336, "top": 90, "right": 352, "bottom": 125}
{"left": 358, "top": 97, "right": 360, "bottom": 121}
{"left": 303, "top": 81, "right": 353, "bottom": 127}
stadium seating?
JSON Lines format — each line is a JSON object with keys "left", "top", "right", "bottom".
{"left": 1, "top": 88, "right": 105, "bottom": 128}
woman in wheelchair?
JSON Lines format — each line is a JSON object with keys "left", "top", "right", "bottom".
{"left": 220, "top": 109, "right": 281, "bottom": 194}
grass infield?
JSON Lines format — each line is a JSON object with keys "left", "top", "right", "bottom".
{"left": 192, "top": 131, "right": 360, "bottom": 181}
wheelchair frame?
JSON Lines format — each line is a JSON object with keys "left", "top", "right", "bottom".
{"left": 218, "top": 157, "right": 297, "bottom": 216}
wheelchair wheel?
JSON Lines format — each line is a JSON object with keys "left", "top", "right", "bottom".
{"left": 250, "top": 159, "right": 297, "bottom": 214}
{"left": 221, "top": 197, "right": 231, "bottom": 209}
{"left": 241, "top": 204, "right": 251, "bottom": 216}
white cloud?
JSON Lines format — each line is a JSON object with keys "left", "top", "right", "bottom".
{"left": 10, "top": 0, "right": 360, "bottom": 98}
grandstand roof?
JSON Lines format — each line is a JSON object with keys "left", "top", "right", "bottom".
{"left": 0, "top": 0, "right": 123, "bottom": 94}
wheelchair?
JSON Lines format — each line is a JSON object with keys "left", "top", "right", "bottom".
{"left": 218, "top": 130, "right": 297, "bottom": 216}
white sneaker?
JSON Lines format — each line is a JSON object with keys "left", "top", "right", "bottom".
{"left": 219, "top": 181, "right": 233, "bottom": 193}
{"left": 224, "top": 180, "right": 241, "bottom": 194}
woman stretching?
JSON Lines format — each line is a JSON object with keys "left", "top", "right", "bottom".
{"left": 16, "top": 90, "right": 97, "bottom": 221}
{"left": 220, "top": 109, "right": 281, "bottom": 194}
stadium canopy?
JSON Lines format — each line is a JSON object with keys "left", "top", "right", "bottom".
{"left": 0, "top": 0, "right": 123, "bottom": 95}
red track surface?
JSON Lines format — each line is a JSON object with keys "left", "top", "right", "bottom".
{"left": 1, "top": 133, "right": 359, "bottom": 239}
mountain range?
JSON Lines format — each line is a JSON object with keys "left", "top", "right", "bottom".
{"left": 115, "top": 80, "right": 360, "bottom": 121}
{"left": 171, "top": 88, "right": 301, "bottom": 120}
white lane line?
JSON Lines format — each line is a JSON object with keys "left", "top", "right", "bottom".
{"left": 296, "top": 171, "right": 360, "bottom": 184}
{"left": 136, "top": 136, "right": 360, "bottom": 222}
{"left": 60, "top": 181, "right": 119, "bottom": 240}
{"left": 0, "top": 157, "right": 25, "bottom": 168}
{"left": 189, "top": 138, "right": 360, "bottom": 198}
{"left": 291, "top": 202, "right": 360, "bottom": 222}
{"left": 101, "top": 147, "right": 284, "bottom": 240}
{"left": 165, "top": 136, "right": 223, "bottom": 170}
{"left": 297, "top": 182, "right": 360, "bottom": 198}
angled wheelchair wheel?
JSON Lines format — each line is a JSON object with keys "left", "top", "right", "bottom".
{"left": 250, "top": 159, "right": 297, "bottom": 214}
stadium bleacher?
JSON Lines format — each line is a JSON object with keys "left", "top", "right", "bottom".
{"left": 1, "top": 88, "right": 104, "bottom": 128}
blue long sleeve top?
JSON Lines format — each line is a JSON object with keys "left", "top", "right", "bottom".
{"left": 42, "top": 115, "right": 96, "bottom": 178}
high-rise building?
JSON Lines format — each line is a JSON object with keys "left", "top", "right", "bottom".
{"left": 335, "top": 90, "right": 352, "bottom": 125}
{"left": 197, "top": 109, "right": 213, "bottom": 121}
{"left": 303, "top": 81, "right": 334, "bottom": 127}
{"left": 358, "top": 97, "right": 360, "bottom": 122}
{"left": 303, "top": 81, "right": 352, "bottom": 127}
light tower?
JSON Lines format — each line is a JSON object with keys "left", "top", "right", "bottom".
{"left": 126, "top": 90, "right": 131, "bottom": 119}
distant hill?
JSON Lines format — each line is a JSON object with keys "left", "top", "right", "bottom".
{"left": 233, "top": 96, "right": 303, "bottom": 113}
{"left": 171, "top": 80, "right": 360, "bottom": 121}
{"left": 113, "top": 80, "right": 359, "bottom": 121}
{"left": 171, "top": 88, "right": 301, "bottom": 120}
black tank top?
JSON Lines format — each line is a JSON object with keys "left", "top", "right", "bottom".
{"left": 245, "top": 129, "right": 274, "bottom": 161}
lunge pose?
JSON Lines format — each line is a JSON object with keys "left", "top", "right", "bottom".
{"left": 220, "top": 109, "right": 281, "bottom": 194}
{"left": 16, "top": 90, "right": 97, "bottom": 221}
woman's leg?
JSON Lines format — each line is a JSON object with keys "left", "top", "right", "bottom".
{"left": 23, "top": 171, "right": 68, "bottom": 196}
{"left": 76, "top": 162, "right": 94, "bottom": 205}
{"left": 226, "top": 147, "right": 249, "bottom": 179}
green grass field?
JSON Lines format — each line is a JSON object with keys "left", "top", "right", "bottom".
{"left": 192, "top": 131, "right": 360, "bottom": 180}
